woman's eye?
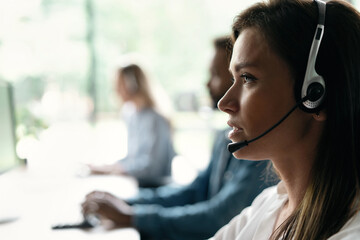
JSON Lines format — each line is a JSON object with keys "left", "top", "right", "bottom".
{"left": 240, "top": 73, "right": 256, "bottom": 83}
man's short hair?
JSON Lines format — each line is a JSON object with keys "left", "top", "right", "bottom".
{"left": 214, "top": 36, "right": 233, "bottom": 61}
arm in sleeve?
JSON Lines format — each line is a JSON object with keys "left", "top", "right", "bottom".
{"left": 126, "top": 159, "right": 214, "bottom": 207}
{"left": 132, "top": 160, "right": 271, "bottom": 240}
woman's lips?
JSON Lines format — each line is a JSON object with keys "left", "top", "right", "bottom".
{"left": 228, "top": 125, "right": 244, "bottom": 141}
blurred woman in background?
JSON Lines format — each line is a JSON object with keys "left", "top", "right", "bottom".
{"left": 88, "top": 63, "right": 175, "bottom": 188}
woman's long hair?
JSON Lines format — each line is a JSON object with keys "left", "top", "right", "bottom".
{"left": 232, "top": 0, "right": 360, "bottom": 239}
{"left": 117, "top": 63, "right": 155, "bottom": 109}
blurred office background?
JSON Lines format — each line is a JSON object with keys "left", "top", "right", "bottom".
{"left": 1, "top": 0, "right": 357, "bottom": 183}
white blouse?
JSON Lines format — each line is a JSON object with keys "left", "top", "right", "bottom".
{"left": 213, "top": 182, "right": 360, "bottom": 240}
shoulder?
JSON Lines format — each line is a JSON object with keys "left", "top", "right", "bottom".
{"left": 139, "top": 108, "right": 168, "bottom": 124}
{"left": 248, "top": 184, "right": 279, "bottom": 209}
{"left": 139, "top": 108, "right": 157, "bottom": 118}
{"left": 329, "top": 211, "right": 360, "bottom": 239}
{"left": 214, "top": 184, "right": 281, "bottom": 239}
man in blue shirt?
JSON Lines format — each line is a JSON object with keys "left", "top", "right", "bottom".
{"left": 82, "top": 37, "right": 275, "bottom": 240}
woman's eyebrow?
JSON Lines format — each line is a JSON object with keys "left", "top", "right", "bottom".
{"left": 230, "top": 61, "right": 258, "bottom": 74}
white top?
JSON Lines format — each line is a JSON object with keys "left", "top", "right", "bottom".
{"left": 213, "top": 182, "right": 360, "bottom": 240}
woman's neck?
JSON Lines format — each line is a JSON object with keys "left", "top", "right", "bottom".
{"left": 131, "top": 96, "right": 151, "bottom": 111}
{"left": 272, "top": 146, "right": 315, "bottom": 229}
{"left": 273, "top": 170, "right": 310, "bottom": 230}
{"left": 273, "top": 118, "right": 324, "bottom": 217}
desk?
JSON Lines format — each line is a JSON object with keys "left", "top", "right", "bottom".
{"left": 0, "top": 168, "right": 140, "bottom": 239}
{"left": 0, "top": 121, "right": 140, "bottom": 239}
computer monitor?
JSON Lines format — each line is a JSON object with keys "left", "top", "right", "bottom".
{"left": 0, "top": 80, "right": 19, "bottom": 174}
{"left": 0, "top": 80, "right": 22, "bottom": 224}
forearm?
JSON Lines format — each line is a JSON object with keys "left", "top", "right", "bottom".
{"left": 89, "top": 163, "right": 124, "bottom": 175}
{"left": 127, "top": 171, "right": 210, "bottom": 207}
{"left": 133, "top": 205, "right": 223, "bottom": 239}
{"left": 132, "top": 187, "right": 242, "bottom": 240}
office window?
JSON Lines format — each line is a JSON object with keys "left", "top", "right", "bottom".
{"left": 0, "top": 0, "right": 255, "bottom": 178}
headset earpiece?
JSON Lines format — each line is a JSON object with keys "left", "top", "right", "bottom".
{"left": 300, "top": 0, "right": 326, "bottom": 113}
{"left": 306, "top": 82, "right": 324, "bottom": 102}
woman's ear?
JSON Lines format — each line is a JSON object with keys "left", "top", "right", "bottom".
{"left": 313, "top": 111, "right": 327, "bottom": 121}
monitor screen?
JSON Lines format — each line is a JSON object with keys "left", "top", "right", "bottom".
{"left": 0, "top": 81, "right": 19, "bottom": 174}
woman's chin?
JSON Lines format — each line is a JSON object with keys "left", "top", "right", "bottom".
{"left": 232, "top": 151, "right": 246, "bottom": 160}
{"left": 232, "top": 150, "right": 262, "bottom": 161}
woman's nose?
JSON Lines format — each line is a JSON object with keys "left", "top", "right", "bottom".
{"left": 217, "top": 86, "right": 239, "bottom": 114}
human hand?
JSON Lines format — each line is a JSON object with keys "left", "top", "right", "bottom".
{"left": 87, "top": 164, "right": 113, "bottom": 175}
{"left": 81, "top": 191, "right": 133, "bottom": 228}
{"left": 87, "top": 164, "right": 126, "bottom": 176}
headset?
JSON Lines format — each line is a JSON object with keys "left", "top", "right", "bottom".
{"left": 228, "top": 0, "right": 327, "bottom": 153}
{"left": 300, "top": 0, "right": 326, "bottom": 113}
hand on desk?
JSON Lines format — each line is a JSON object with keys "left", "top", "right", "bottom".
{"left": 87, "top": 163, "right": 126, "bottom": 176}
{"left": 81, "top": 191, "right": 133, "bottom": 228}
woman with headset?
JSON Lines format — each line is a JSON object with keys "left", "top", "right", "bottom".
{"left": 213, "top": 0, "right": 360, "bottom": 239}
{"left": 88, "top": 63, "right": 175, "bottom": 188}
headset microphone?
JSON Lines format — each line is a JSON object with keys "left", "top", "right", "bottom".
{"left": 228, "top": 0, "right": 326, "bottom": 154}
{"left": 228, "top": 95, "right": 309, "bottom": 153}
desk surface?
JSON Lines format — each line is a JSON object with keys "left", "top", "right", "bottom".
{"left": 0, "top": 168, "right": 140, "bottom": 239}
